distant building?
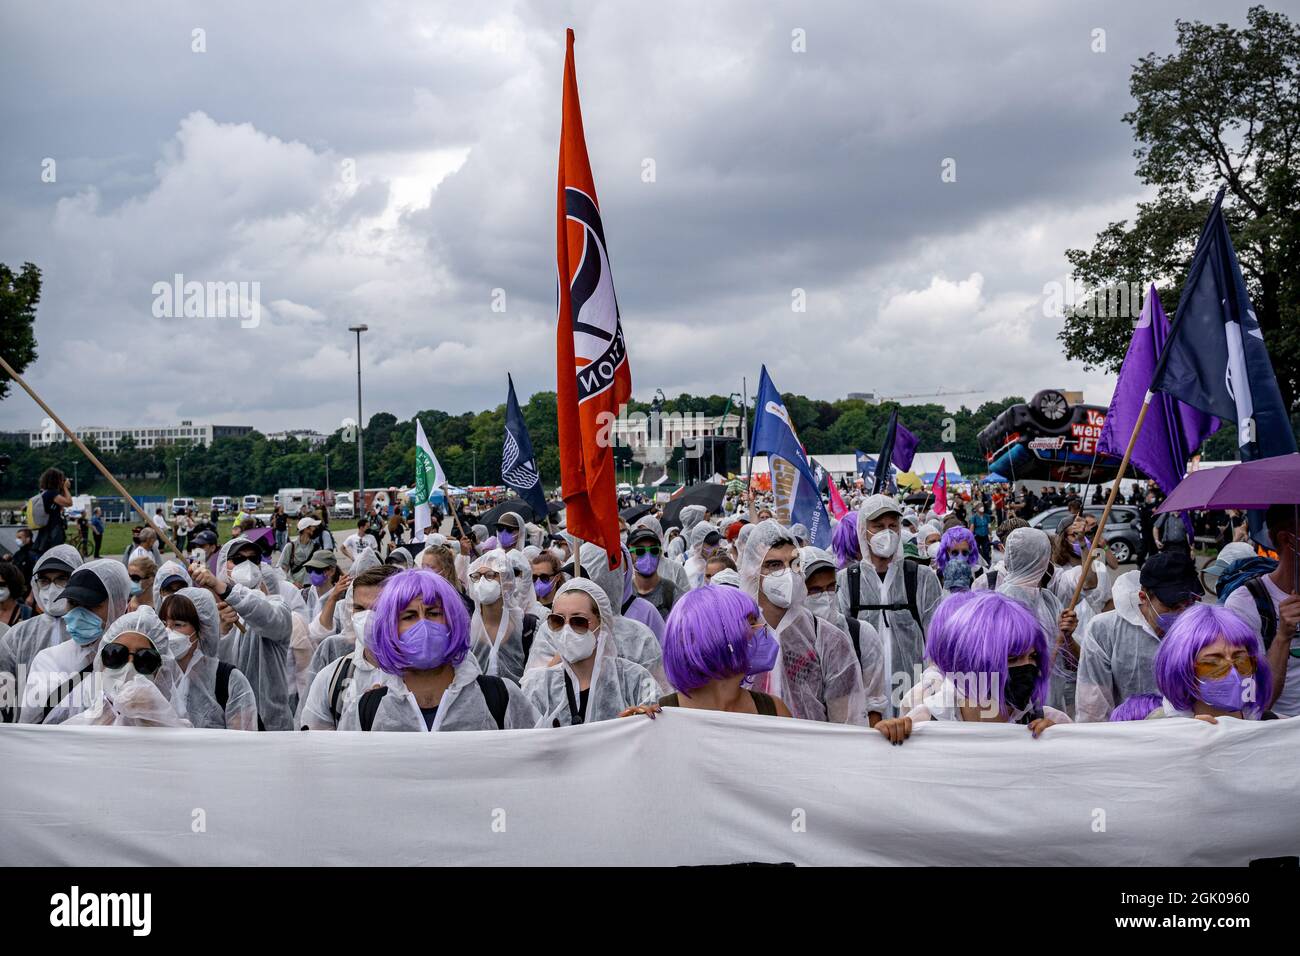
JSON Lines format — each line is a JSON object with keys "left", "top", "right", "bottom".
{"left": 26, "top": 420, "right": 253, "bottom": 451}
{"left": 846, "top": 391, "right": 877, "bottom": 403}
{"left": 264, "top": 429, "right": 329, "bottom": 447}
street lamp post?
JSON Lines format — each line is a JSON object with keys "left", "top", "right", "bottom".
{"left": 324, "top": 451, "right": 330, "bottom": 492}
{"left": 71, "top": 460, "right": 79, "bottom": 496}
{"left": 348, "top": 324, "right": 369, "bottom": 497}
{"left": 175, "top": 457, "right": 181, "bottom": 498}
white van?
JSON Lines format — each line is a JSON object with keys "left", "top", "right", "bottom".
{"left": 242, "top": 494, "right": 262, "bottom": 512}
{"left": 210, "top": 496, "right": 235, "bottom": 514}
{"left": 335, "top": 491, "right": 355, "bottom": 518}
{"left": 170, "top": 497, "right": 196, "bottom": 516}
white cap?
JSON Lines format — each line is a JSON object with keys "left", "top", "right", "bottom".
{"left": 860, "top": 493, "right": 903, "bottom": 522}
{"left": 297, "top": 516, "right": 322, "bottom": 531}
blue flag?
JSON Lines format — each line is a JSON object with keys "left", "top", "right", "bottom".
{"left": 1152, "top": 188, "right": 1295, "bottom": 463}
{"left": 854, "top": 450, "right": 875, "bottom": 478}
{"left": 750, "top": 366, "right": 831, "bottom": 548}
{"left": 503, "top": 374, "right": 549, "bottom": 520}
{"left": 872, "top": 409, "right": 919, "bottom": 495}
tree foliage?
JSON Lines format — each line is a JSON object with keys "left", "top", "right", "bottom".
{"left": 0, "top": 262, "right": 41, "bottom": 403}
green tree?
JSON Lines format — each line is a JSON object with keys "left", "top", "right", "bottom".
{"left": 0, "top": 261, "right": 41, "bottom": 402}
{"left": 1059, "top": 6, "right": 1300, "bottom": 416}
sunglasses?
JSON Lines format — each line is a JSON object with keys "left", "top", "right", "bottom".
{"left": 630, "top": 546, "right": 661, "bottom": 557}
{"left": 533, "top": 572, "right": 557, "bottom": 583}
{"left": 100, "top": 642, "right": 162, "bottom": 676}
{"left": 547, "top": 613, "right": 595, "bottom": 634}
{"left": 1194, "top": 652, "right": 1256, "bottom": 681}
{"left": 229, "top": 552, "right": 260, "bottom": 565}
{"left": 128, "top": 573, "right": 153, "bottom": 584}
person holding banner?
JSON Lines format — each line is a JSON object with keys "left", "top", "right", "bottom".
{"left": 62, "top": 607, "right": 190, "bottom": 728}
{"left": 0, "top": 544, "right": 82, "bottom": 722}
{"left": 801, "top": 546, "right": 887, "bottom": 725}
{"left": 740, "top": 520, "right": 866, "bottom": 724}
{"left": 466, "top": 550, "right": 531, "bottom": 684}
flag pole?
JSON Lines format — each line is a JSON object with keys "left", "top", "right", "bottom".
{"left": 0, "top": 354, "right": 188, "bottom": 561}
{"left": 441, "top": 484, "right": 471, "bottom": 543}
{"left": 1065, "top": 392, "right": 1155, "bottom": 613}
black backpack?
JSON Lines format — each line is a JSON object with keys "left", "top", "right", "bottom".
{"left": 846, "top": 559, "right": 923, "bottom": 644}
{"left": 214, "top": 661, "right": 265, "bottom": 731}
{"left": 357, "top": 675, "right": 510, "bottom": 731}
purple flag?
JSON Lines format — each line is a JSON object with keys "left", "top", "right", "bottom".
{"left": 1098, "top": 286, "right": 1218, "bottom": 530}
{"left": 895, "top": 422, "right": 919, "bottom": 473}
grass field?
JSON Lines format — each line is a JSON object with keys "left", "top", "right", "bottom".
{"left": 65, "top": 518, "right": 241, "bottom": 560}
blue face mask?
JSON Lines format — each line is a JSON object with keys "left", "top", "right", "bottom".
{"left": 129, "top": 582, "right": 143, "bottom": 597}
{"left": 64, "top": 606, "right": 105, "bottom": 646}
{"left": 746, "top": 626, "right": 780, "bottom": 677}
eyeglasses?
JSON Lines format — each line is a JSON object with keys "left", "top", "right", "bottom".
{"left": 100, "top": 642, "right": 162, "bottom": 676}
{"left": 547, "top": 613, "right": 595, "bottom": 633}
{"left": 128, "top": 573, "right": 153, "bottom": 584}
{"left": 468, "top": 571, "right": 499, "bottom": 582}
{"left": 1194, "top": 652, "right": 1256, "bottom": 681}
{"left": 630, "top": 546, "right": 661, "bottom": 557}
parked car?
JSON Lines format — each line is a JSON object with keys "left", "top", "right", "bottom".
{"left": 242, "top": 494, "right": 262, "bottom": 512}
{"left": 1029, "top": 505, "right": 1142, "bottom": 564}
{"left": 210, "top": 496, "right": 236, "bottom": 514}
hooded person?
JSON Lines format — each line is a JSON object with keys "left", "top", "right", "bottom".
{"left": 837, "top": 495, "right": 943, "bottom": 715}
{"left": 155, "top": 559, "right": 193, "bottom": 599}
{"left": 338, "top": 569, "right": 540, "bottom": 732}
{"left": 191, "top": 536, "right": 295, "bottom": 731}
{"left": 63, "top": 607, "right": 191, "bottom": 728}
{"left": 683, "top": 521, "right": 723, "bottom": 590}
{"left": 632, "top": 515, "right": 690, "bottom": 594}
{"left": 491, "top": 510, "right": 528, "bottom": 553}
{"left": 160, "top": 587, "right": 258, "bottom": 730}
{"left": 524, "top": 543, "right": 666, "bottom": 689}
{"left": 977, "top": 526, "right": 1084, "bottom": 717}
{"left": 0, "top": 544, "right": 83, "bottom": 721}
{"left": 801, "top": 545, "right": 887, "bottom": 723}
{"left": 666, "top": 505, "right": 707, "bottom": 561}
{"left": 20, "top": 558, "right": 132, "bottom": 724}
{"left": 520, "top": 577, "right": 660, "bottom": 726}
{"left": 465, "top": 549, "right": 535, "bottom": 684}
{"left": 741, "top": 520, "right": 867, "bottom": 724}
{"left": 620, "top": 543, "right": 668, "bottom": 641}
{"left": 1048, "top": 516, "right": 1111, "bottom": 614}
{"left": 710, "top": 568, "right": 742, "bottom": 588}
{"left": 298, "top": 563, "right": 403, "bottom": 730}
{"left": 789, "top": 523, "right": 810, "bottom": 548}
{"left": 504, "top": 549, "right": 544, "bottom": 618}
{"left": 1074, "top": 554, "right": 1205, "bottom": 722}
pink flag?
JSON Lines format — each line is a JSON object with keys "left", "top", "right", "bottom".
{"left": 826, "top": 472, "right": 848, "bottom": 519}
{"left": 933, "top": 459, "right": 948, "bottom": 516}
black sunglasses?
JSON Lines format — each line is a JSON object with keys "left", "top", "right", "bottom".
{"left": 100, "top": 642, "right": 162, "bottom": 676}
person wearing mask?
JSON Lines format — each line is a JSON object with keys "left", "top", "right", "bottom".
{"left": 190, "top": 529, "right": 220, "bottom": 575}
{"left": 934, "top": 526, "right": 981, "bottom": 594}
{"left": 340, "top": 568, "right": 539, "bottom": 732}
{"left": 0, "top": 546, "right": 83, "bottom": 722}
{"left": 31, "top": 468, "right": 74, "bottom": 557}
{"left": 1153, "top": 507, "right": 1191, "bottom": 555}
{"left": 525, "top": 542, "right": 665, "bottom": 688}
{"left": 1047, "top": 516, "right": 1111, "bottom": 616}
{"left": 20, "top": 559, "right": 132, "bottom": 724}
{"left": 1074, "top": 557, "right": 1203, "bottom": 722}
{"left": 0, "top": 561, "right": 32, "bottom": 635}
{"left": 465, "top": 550, "right": 534, "bottom": 684}
{"left": 802, "top": 546, "right": 886, "bottom": 725}
{"left": 159, "top": 588, "right": 258, "bottom": 730}
{"left": 298, "top": 562, "right": 400, "bottom": 730}
{"left": 493, "top": 511, "right": 527, "bottom": 553}
{"left": 420, "top": 543, "right": 474, "bottom": 615}
{"left": 627, "top": 525, "right": 680, "bottom": 619}
{"left": 1223, "top": 504, "right": 1300, "bottom": 716}
{"left": 302, "top": 550, "right": 341, "bottom": 622}
{"left": 838, "top": 495, "right": 942, "bottom": 714}
{"left": 128, "top": 527, "right": 162, "bottom": 566}
{"left": 1141, "top": 603, "right": 1273, "bottom": 722}
{"left": 10, "top": 527, "right": 37, "bottom": 582}
{"left": 126, "top": 555, "right": 158, "bottom": 611}
{"left": 742, "top": 520, "right": 866, "bottom": 724}
{"left": 668, "top": 505, "right": 708, "bottom": 563}
{"left": 683, "top": 522, "right": 724, "bottom": 589}
{"left": 622, "top": 585, "right": 793, "bottom": 718}
{"left": 975, "top": 526, "right": 1082, "bottom": 717}
{"left": 63, "top": 607, "right": 189, "bottom": 728}
{"left": 529, "top": 550, "right": 564, "bottom": 611}
{"left": 704, "top": 552, "right": 737, "bottom": 584}
{"left": 155, "top": 559, "right": 193, "bottom": 600}
{"left": 280, "top": 517, "right": 321, "bottom": 586}
{"left": 968, "top": 502, "right": 992, "bottom": 564}
{"left": 189, "top": 536, "right": 294, "bottom": 731}
{"left": 521, "top": 577, "right": 658, "bottom": 726}
{"left": 874, "top": 590, "right": 1068, "bottom": 745}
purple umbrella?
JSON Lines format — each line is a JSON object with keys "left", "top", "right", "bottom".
{"left": 1155, "top": 453, "right": 1300, "bottom": 512}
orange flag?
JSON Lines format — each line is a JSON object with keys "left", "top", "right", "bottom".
{"left": 555, "top": 29, "right": 631, "bottom": 564}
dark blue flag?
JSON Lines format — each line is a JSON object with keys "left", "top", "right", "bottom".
{"left": 503, "top": 374, "right": 549, "bottom": 520}
{"left": 871, "top": 409, "right": 920, "bottom": 495}
{"left": 750, "top": 366, "right": 831, "bottom": 547}
{"left": 1152, "top": 188, "right": 1296, "bottom": 463}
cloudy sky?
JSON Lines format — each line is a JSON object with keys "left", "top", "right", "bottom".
{"left": 0, "top": 0, "right": 1257, "bottom": 436}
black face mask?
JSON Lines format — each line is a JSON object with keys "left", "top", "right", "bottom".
{"left": 1004, "top": 664, "right": 1038, "bottom": 712}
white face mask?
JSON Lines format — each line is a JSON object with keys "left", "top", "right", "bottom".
{"left": 229, "top": 561, "right": 262, "bottom": 589}
{"left": 761, "top": 568, "right": 795, "bottom": 608}
{"left": 166, "top": 628, "right": 196, "bottom": 659}
{"left": 868, "top": 529, "right": 899, "bottom": 558}
{"left": 37, "top": 582, "right": 65, "bottom": 612}
{"left": 805, "top": 592, "right": 836, "bottom": 620}
{"left": 474, "top": 579, "right": 502, "bottom": 605}
{"left": 0, "top": 587, "right": 10, "bottom": 603}
{"left": 103, "top": 661, "right": 139, "bottom": 700}
{"left": 350, "top": 609, "right": 373, "bottom": 647}
{"left": 556, "top": 624, "right": 598, "bottom": 663}
{"left": 927, "top": 542, "right": 942, "bottom": 560}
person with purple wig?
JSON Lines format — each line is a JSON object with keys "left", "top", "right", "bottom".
{"left": 896, "top": 588, "right": 981, "bottom": 714}
{"left": 1147, "top": 603, "right": 1273, "bottom": 722}
{"left": 831, "top": 512, "right": 860, "bottom": 569}
{"left": 337, "top": 568, "right": 539, "bottom": 732}
{"left": 875, "top": 590, "right": 1069, "bottom": 744}
{"left": 622, "top": 585, "right": 792, "bottom": 718}
{"left": 934, "top": 526, "right": 980, "bottom": 594}
{"left": 1109, "top": 693, "right": 1162, "bottom": 721}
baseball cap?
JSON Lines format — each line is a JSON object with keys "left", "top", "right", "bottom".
{"left": 60, "top": 568, "right": 110, "bottom": 609}
{"left": 801, "top": 553, "right": 836, "bottom": 578}
{"left": 297, "top": 516, "right": 322, "bottom": 532}
{"left": 193, "top": 530, "right": 217, "bottom": 546}
{"left": 305, "top": 549, "right": 337, "bottom": 570}
{"left": 627, "top": 526, "right": 659, "bottom": 547}
{"left": 1139, "top": 551, "right": 1205, "bottom": 606}
{"left": 861, "top": 494, "right": 903, "bottom": 522}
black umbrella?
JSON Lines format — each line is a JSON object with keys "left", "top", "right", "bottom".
{"left": 478, "top": 498, "right": 541, "bottom": 526}
{"left": 620, "top": 502, "right": 654, "bottom": 523}
{"left": 661, "top": 483, "right": 728, "bottom": 529}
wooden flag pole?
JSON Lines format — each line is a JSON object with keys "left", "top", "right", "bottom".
{"left": 1065, "top": 393, "right": 1155, "bottom": 613}
{"left": 0, "top": 354, "right": 188, "bottom": 562}
{"left": 442, "top": 484, "right": 471, "bottom": 542}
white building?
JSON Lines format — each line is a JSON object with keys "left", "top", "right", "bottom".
{"left": 743, "top": 452, "right": 965, "bottom": 480}
{"left": 264, "top": 429, "right": 329, "bottom": 447}
{"left": 27, "top": 420, "right": 253, "bottom": 451}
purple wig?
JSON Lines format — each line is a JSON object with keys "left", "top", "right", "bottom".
{"left": 831, "top": 512, "right": 860, "bottom": 569}
{"left": 943, "top": 590, "right": 1050, "bottom": 715}
{"left": 1110, "top": 693, "right": 1163, "bottom": 722}
{"left": 1153, "top": 603, "right": 1271, "bottom": 718}
{"left": 923, "top": 589, "right": 982, "bottom": 674}
{"left": 662, "top": 585, "right": 762, "bottom": 695}
{"left": 934, "top": 526, "right": 979, "bottom": 575}
{"left": 370, "top": 568, "right": 470, "bottom": 674}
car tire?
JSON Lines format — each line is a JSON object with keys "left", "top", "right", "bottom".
{"left": 1028, "top": 389, "right": 1071, "bottom": 431}
{"left": 1108, "top": 539, "right": 1132, "bottom": 564}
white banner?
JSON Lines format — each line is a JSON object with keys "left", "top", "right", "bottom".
{"left": 2, "top": 712, "right": 1298, "bottom": 866}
